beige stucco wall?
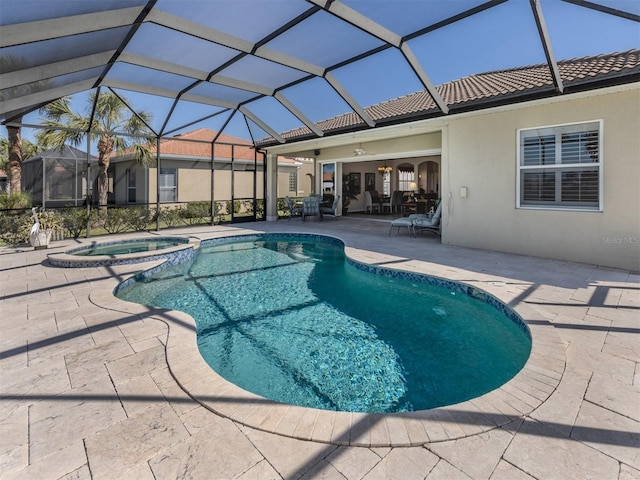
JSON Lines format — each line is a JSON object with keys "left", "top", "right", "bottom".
{"left": 147, "top": 162, "right": 263, "bottom": 203}
{"left": 114, "top": 158, "right": 300, "bottom": 205}
{"left": 143, "top": 160, "right": 212, "bottom": 204}
{"left": 277, "top": 160, "right": 315, "bottom": 197}
{"left": 441, "top": 86, "right": 640, "bottom": 271}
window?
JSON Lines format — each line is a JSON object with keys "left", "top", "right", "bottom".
{"left": 517, "top": 121, "right": 601, "bottom": 210}
{"left": 382, "top": 171, "right": 391, "bottom": 196}
{"left": 289, "top": 171, "right": 297, "bottom": 193}
{"left": 159, "top": 167, "right": 177, "bottom": 203}
{"left": 127, "top": 168, "right": 136, "bottom": 203}
{"left": 398, "top": 165, "right": 415, "bottom": 191}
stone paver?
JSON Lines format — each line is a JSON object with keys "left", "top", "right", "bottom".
{"left": 1, "top": 219, "right": 638, "bottom": 479}
{"left": 426, "top": 428, "right": 514, "bottom": 479}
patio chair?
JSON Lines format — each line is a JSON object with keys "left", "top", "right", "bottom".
{"left": 413, "top": 201, "right": 442, "bottom": 235}
{"left": 320, "top": 195, "right": 340, "bottom": 218}
{"left": 285, "top": 196, "right": 302, "bottom": 220}
{"left": 302, "top": 195, "right": 322, "bottom": 221}
{"left": 364, "top": 191, "right": 380, "bottom": 214}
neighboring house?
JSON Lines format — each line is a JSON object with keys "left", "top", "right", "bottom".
{"left": 21, "top": 145, "right": 98, "bottom": 207}
{"left": 263, "top": 50, "right": 640, "bottom": 271}
{"left": 110, "top": 128, "right": 314, "bottom": 212}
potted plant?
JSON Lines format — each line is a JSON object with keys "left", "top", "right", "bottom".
{"left": 22, "top": 208, "right": 62, "bottom": 249}
{"left": 341, "top": 174, "right": 360, "bottom": 215}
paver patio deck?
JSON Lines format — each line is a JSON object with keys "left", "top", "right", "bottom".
{"left": 1, "top": 217, "right": 638, "bottom": 479}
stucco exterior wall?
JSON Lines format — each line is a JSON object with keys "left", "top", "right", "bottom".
{"left": 441, "top": 87, "right": 640, "bottom": 271}
{"left": 146, "top": 162, "right": 260, "bottom": 203}
{"left": 114, "top": 159, "right": 300, "bottom": 205}
{"left": 277, "top": 160, "right": 314, "bottom": 197}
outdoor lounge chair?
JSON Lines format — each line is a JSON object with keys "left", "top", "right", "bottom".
{"left": 302, "top": 195, "right": 322, "bottom": 221}
{"left": 388, "top": 216, "right": 414, "bottom": 236}
{"left": 389, "top": 201, "right": 442, "bottom": 237}
{"left": 413, "top": 201, "right": 442, "bottom": 235}
{"left": 320, "top": 195, "right": 340, "bottom": 218}
{"left": 285, "top": 196, "right": 302, "bottom": 220}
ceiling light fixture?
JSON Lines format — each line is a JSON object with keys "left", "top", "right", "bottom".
{"left": 377, "top": 163, "right": 392, "bottom": 175}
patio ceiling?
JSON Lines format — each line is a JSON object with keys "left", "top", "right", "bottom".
{"left": 1, "top": 0, "right": 638, "bottom": 147}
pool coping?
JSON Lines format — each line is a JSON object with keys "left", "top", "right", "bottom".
{"left": 91, "top": 232, "right": 566, "bottom": 447}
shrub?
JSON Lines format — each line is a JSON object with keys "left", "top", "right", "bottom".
{"left": 126, "top": 206, "right": 154, "bottom": 232}
{"left": 224, "top": 200, "right": 243, "bottom": 217}
{"left": 0, "top": 211, "right": 30, "bottom": 245}
{"left": 181, "top": 201, "right": 211, "bottom": 225}
{"left": 159, "top": 207, "right": 183, "bottom": 228}
{"left": 96, "top": 207, "right": 157, "bottom": 234}
{"left": 36, "top": 209, "right": 63, "bottom": 230}
{"left": 0, "top": 192, "right": 31, "bottom": 211}
{"left": 213, "top": 201, "right": 225, "bottom": 223}
{"left": 255, "top": 199, "right": 264, "bottom": 219}
{"left": 59, "top": 207, "right": 94, "bottom": 238}
{"left": 241, "top": 199, "right": 254, "bottom": 215}
{"left": 97, "top": 208, "right": 133, "bottom": 234}
{"left": 277, "top": 197, "right": 289, "bottom": 217}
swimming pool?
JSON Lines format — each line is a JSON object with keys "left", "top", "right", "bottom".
{"left": 117, "top": 234, "right": 531, "bottom": 413}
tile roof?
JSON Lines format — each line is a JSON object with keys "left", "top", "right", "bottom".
{"left": 119, "top": 128, "right": 299, "bottom": 164}
{"left": 271, "top": 49, "right": 640, "bottom": 143}
{"left": 152, "top": 128, "right": 255, "bottom": 160}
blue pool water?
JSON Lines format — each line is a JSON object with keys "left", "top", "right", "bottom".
{"left": 69, "top": 237, "right": 188, "bottom": 256}
{"left": 117, "top": 234, "right": 531, "bottom": 413}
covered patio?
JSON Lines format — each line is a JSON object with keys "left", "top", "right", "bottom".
{"left": 1, "top": 218, "right": 638, "bottom": 479}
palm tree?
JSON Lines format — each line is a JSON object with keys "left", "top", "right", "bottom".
{"left": 36, "top": 91, "right": 154, "bottom": 209}
{"left": 6, "top": 123, "right": 22, "bottom": 193}
{"left": 1, "top": 54, "right": 50, "bottom": 194}
{"left": 0, "top": 135, "right": 43, "bottom": 193}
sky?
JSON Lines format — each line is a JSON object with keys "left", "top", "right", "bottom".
{"left": 8, "top": 0, "right": 640, "bottom": 152}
